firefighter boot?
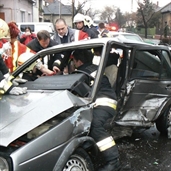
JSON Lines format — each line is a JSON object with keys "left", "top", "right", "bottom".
{"left": 98, "top": 158, "right": 121, "bottom": 171}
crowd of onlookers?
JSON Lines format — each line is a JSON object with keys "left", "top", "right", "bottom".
{"left": 0, "top": 13, "right": 111, "bottom": 93}
{"left": 1, "top": 13, "right": 111, "bottom": 76}
{"left": 0, "top": 13, "right": 112, "bottom": 96}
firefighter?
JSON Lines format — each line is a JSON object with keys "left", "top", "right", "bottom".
{"left": 72, "top": 49, "right": 121, "bottom": 171}
{"left": 84, "top": 15, "right": 99, "bottom": 36}
{"left": 4, "top": 21, "right": 36, "bottom": 73}
{"left": 73, "top": 13, "right": 99, "bottom": 39}
{"left": 0, "top": 18, "right": 27, "bottom": 95}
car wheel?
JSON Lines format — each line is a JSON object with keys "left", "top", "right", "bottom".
{"left": 63, "top": 148, "right": 94, "bottom": 171}
{"left": 156, "top": 106, "right": 171, "bottom": 135}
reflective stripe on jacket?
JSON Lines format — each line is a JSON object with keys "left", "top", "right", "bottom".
{"left": 96, "top": 136, "right": 116, "bottom": 152}
{"left": 95, "top": 97, "right": 117, "bottom": 110}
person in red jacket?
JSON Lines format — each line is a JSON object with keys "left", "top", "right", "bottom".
{"left": 8, "top": 22, "right": 54, "bottom": 79}
{"left": 0, "top": 18, "right": 27, "bottom": 95}
{"left": 20, "top": 27, "right": 36, "bottom": 45}
{"left": 3, "top": 22, "right": 36, "bottom": 73}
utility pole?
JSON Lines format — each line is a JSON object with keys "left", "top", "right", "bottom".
{"left": 59, "top": 0, "right": 61, "bottom": 18}
{"left": 72, "top": 0, "right": 75, "bottom": 28}
{"left": 131, "top": 0, "right": 133, "bottom": 13}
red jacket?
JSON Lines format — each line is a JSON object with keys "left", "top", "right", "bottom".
{"left": 4, "top": 40, "right": 35, "bottom": 73}
{"left": 20, "top": 33, "right": 37, "bottom": 45}
{"left": 74, "top": 30, "right": 89, "bottom": 41}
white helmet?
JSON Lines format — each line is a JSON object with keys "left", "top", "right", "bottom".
{"left": 73, "top": 13, "right": 85, "bottom": 23}
{"left": 0, "top": 19, "right": 10, "bottom": 40}
{"left": 18, "top": 52, "right": 35, "bottom": 66}
{"left": 84, "top": 15, "right": 93, "bottom": 27}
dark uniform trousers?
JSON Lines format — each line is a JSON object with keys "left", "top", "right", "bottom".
{"left": 76, "top": 63, "right": 120, "bottom": 164}
{"left": 89, "top": 105, "right": 119, "bottom": 162}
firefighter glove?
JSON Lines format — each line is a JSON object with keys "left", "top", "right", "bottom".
{"left": 12, "top": 78, "right": 28, "bottom": 86}
{"left": 9, "top": 87, "right": 27, "bottom": 95}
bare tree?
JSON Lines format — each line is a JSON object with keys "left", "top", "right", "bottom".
{"left": 100, "top": 6, "right": 117, "bottom": 23}
{"left": 74, "top": 0, "right": 88, "bottom": 14}
{"left": 66, "top": 0, "right": 88, "bottom": 27}
{"left": 115, "top": 8, "right": 127, "bottom": 28}
{"left": 124, "top": 12, "right": 137, "bottom": 28}
{"left": 137, "top": 0, "right": 155, "bottom": 38}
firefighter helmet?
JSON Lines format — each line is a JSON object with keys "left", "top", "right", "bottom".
{"left": 73, "top": 13, "right": 85, "bottom": 23}
{"left": 18, "top": 52, "right": 35, "bottom": 66}
{"left": 0, "top": 19, "right": 10, "bottom": 40}
{"left": 84, "top": 15, "right": 93, "bottom": 27}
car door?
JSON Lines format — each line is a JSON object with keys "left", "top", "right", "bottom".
{"left": 117, "top": 47, "right": 171, "bottom": 125}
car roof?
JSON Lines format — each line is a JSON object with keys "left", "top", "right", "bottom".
{"left": 13, "top": 38, "right": 168, "bottom": 75}
{"left": 18, "top": 37, "right": 167, "bottom": 58}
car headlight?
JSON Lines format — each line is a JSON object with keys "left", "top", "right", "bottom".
{"left": 0, "top": 157, "right": 9, "bottom": 171}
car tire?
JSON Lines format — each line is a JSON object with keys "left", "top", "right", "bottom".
{"left": 63, "top": 148, "right": 94, "bottom": 171}
{"left": 155, "top": 106, "right": 171, "bottom": 135}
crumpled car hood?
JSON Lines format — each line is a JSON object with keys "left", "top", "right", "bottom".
{"left": 0, "top": 90, "right": 89, "bottom": 147}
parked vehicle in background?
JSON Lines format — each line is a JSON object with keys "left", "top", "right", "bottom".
{"left": 17, "top": 22, "right": 55, "bottom": 37}
{"left": 143, "top": 38, "right": 160, "bottom": 45}
{"left": 1, "top": 38, "right": 171, "bottom": 171}
{"left": 110, "top": 31, "right": 144, "bottom": 42}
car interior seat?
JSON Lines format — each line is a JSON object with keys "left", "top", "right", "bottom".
{"left": 105, "top": 64, "right": 118, "bottom": 87}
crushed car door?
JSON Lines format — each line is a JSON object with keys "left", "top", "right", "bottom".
{"left": 118, "top": 48, "right": 171, "bottom": 126}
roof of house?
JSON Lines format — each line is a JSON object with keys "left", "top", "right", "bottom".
{"left": 43, "top": 0, "right": 72, "bottom": 15}
{"left": 160, "top": 2, "right": 171, "bottom": 13}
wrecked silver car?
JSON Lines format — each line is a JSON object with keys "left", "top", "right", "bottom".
{"left": 0, "top": 38, "right": 171, "bottom": 171}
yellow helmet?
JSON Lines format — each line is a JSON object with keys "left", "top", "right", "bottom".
{"left": 0, "top": 19, "right": 10, "bottom": 39}
{"left": 18, "top": 52, "right": 35, "bottom": 66}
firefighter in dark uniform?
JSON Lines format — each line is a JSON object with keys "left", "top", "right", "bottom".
{"left": 0, "top": 19, "right": 27, "bottom": 95}
{"left": 72, "top": 49, "right": 121, "bottom": 171}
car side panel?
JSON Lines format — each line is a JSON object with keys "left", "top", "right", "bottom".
{"left": 117, "top": 80, "right": 171, "bottom": 126}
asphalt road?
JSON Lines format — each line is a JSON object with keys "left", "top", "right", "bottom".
{"left": 116, "top": 126, "right": 171, "bottom": 171}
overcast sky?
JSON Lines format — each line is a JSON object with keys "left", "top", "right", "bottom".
{"left": 87, "top": 0, "right": 171, "bottom": 13}
{"left": 62, "top": 0, "right": 171, "bottom": 13}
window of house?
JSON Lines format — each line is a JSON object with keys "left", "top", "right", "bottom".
{"left": 20, "top": 11, "right": 25, "bottom": 22}
{"left": 28, "top": 13, "right": 31, "bottom": 22}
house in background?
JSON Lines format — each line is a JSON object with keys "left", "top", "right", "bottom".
{"left": 161, "top": 2, "right": 171, "bottom": 31}
{"left": 43, "top": 0, "right": 73, "bottom": 27}
{"left": 0, "top": 0, "right": 43, "bottom": 22}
